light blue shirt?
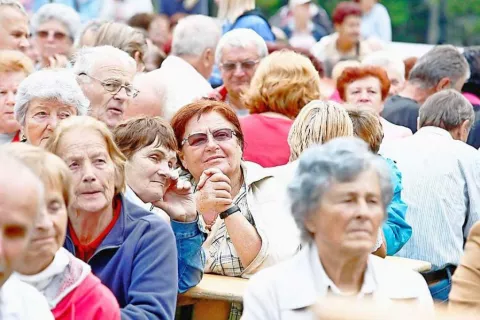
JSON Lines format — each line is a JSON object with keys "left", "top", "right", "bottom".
{"left": 360, "top": 3, "right": 392, "bottom": 42}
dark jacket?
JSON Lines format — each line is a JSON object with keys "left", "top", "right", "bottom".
{"left": 64, "top": 195, "right": 178, "bottom": 320}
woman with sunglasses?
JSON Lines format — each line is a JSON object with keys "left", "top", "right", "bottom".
{"left": 171, "top": 99, "right": 302, "bottom": 317}
{"left": 31, "top": 3, "right": 81, "bottom": 69}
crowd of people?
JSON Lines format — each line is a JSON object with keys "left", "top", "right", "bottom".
{"left": 0, "top": 0, "right": 480, "bottom": 319}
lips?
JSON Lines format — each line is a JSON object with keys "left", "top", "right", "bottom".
{"left": 204, "top": 155, "right": 225, "bottom": 162}
{"left": 108, "top": 107, "right": 124, "bottom": 115}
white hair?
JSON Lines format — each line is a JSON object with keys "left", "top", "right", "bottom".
{"left": 362, "top": 51, "right": 406, "bottom": 81}
{"left": 72, "top": 45, "right": 136, "bottom": 76}
{"left": 14, "top": 68, "right": 90, "bottom": 126}
{"left": 0, "top": 0, "right": 27, "bottom": 15}
{"left": 215, "top": 28, "right": 268, "bottom": 64}
{"left": 31, "top": 3, "right": 81, "bottom": 40}
{"left": 171, "top": 15, "right": 221, "bottom": 57}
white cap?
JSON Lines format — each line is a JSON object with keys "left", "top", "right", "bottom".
{"left": 289, "top": 0, "right": 311, "bottom": 8}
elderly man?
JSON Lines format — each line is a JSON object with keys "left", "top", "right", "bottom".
{"left": 0, "top": 0, "right": 30, "bottom": 52}
{"left": 381, "top": 90, "right": 480, "bottom": 302}
{"left": 151, "top": 14, "right": 221, "bottom": 120}
{"left": 209, "top": 28, "right": 268, "bottom": 116}
{"left": 0, "top": 152, "right": 53, "bottom": 319}
{"left": 382, "top": 45, "right": 470, "bottom": 134}
{"left": 73, "top": 45, "right": 138, "bottom": 129}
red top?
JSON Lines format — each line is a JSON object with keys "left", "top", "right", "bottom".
{"left": 207, "top": 85, "right": 228, "bottom": 102}
{"left": 12, "top": 131, "right": 20, "bottom": 142}
{"left": 69, "top": 197, "right": 121, "bottom": 262}
{"left": 240, "top": 114, "right": 293, "bottom": 168}
{"left": 52, "top": 273, "right": 120, "bottom": 320}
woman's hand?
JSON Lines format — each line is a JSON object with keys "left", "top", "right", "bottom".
{"left": 153, "top": 175, "right": 197, "bottom": 223}
{"left": 195, "top": 168, "right": 233, "bottom": 225}
{"left": 47, "top": 54, "right": 69, "bottom": 68}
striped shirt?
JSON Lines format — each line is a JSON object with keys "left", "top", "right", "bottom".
{"left": 381, "top": 127, "right": 480, "bottom": 270}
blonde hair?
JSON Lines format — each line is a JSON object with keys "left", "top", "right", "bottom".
{"left": 288, "top": 100, "right": 354, "bottom": 161}
{"left": 2, "top": 143, "right": 73, "bottom": 209}
{"left": 0, "top": 50, "right": 34, "bottom": 74}
{"left": 45, "top": 116, "right": 127, "bottom": 195}
{"left": 346, "top": 106, "right": 384, "bottom": 154}
{"left": 243, "top": 50, "right": 322, "bottom": 119}
{"left": 217, "top": 0, "right": 255, "bottom": 23}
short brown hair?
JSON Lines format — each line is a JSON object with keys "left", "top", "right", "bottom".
{"left": 171, "top": 99, "right": 244, "bottom": 151}
{"left": 0, "top": 50, "right": 34, "bottom": 74}
{"left": 113, "top": 116, "right": 177, "bottom": 159}
{"left": 346, "top": 106, "right": 384, "bottom": 154}
{"left": 243, "top": 50, "right": 321, "bottom": 118}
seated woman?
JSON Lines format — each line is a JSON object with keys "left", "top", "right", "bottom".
{"left": 113, "top": 116, "right": 204, "bottom": 292}
{"left": 14, "top": 68, "right": 89, "bottom": 147}
{"left": 0, "top": 50, "right": 34, "bottom": 144}
{"left": 337, "top": 65, "right": 412, "bottom": 144}
{"left": 241, "top": 50, "right": 322, "bottom": 167}
{"left": 347, "top": 106, "right": 412, "bottom": 255}
{"left": 242, "top": 138, "right": 433, "bottom": 319}
{"left": 6, "top": 143, "right": 119, "bottom": 320}
{"left": 46, "top": 116, "right": 177, "bottom": 319}
{"left": 171, "top": 99, "right": 302, "bottom": 316}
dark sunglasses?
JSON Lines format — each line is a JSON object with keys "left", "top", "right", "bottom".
{"left": 220, "top": 60, "right": 259, "bottom": 72}
{"left": 181, "top": 128, "right": 237, "bottom": 147}
{"left": 36, "top": 30, "right": 68, "bottom": 40}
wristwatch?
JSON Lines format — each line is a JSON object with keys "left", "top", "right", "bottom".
{"left": 219, "top": 205, "right": 240, "bottom": 220}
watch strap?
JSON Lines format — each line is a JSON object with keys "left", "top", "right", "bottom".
{"left": 219, "top": 205, "right": 240, "bottom": 219}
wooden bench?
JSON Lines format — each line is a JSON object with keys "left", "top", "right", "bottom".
{"left": 180, "top": 257, "right": 432, "bottom": 320}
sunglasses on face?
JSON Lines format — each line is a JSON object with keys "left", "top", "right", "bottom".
{"left": 36, "top": 30, "right": 68, "bottom": 40}
{"left": 181, "top": 128, "right": 237, "bottom": 147}
{"left": 220, "top": 60, "right": 259, "bottom": 72}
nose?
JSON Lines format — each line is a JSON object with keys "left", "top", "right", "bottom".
{"left": 46, "top": 32, "right": 55, "bottom": 42}
{"left": 5, "top": 91, "right": 15, "bottom": 107}
{"left": 81, "top": 162, "right": 97, "bottom": 183}
{"left": 355, "top": 199, "right": 372, "bottom": 220}
{"left": 19, "top": 37, "right": 30, "bottom": 50}
{"left": 46, "top": 115, "right": 58, "bottom": 130}
{"left": 204, "top": 134, "right": 219, "bottom": 150}
{"left": 114, "top": 86, "right": 130, "bottom": 102}
{"left": 157, "top": 161, "right": 173, "bottom": 177}
{"left": 35, "top": 207, "right": 53, "bottom": 231}
{"left": 233, "top": 65, "right": 246, "bottom": 77}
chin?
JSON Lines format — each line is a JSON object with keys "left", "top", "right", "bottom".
{"left": 77, "top": 199, "right": 110, "bottom": 214}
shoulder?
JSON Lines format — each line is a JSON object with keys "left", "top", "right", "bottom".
{"left": 373, "top": 3, "right": 390, "bottom": 15}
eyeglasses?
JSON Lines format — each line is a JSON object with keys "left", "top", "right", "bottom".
{"left": 79, "top": 73, "right": 139, "bottom": 98}
{"left": 181, "top": 128, "right": 237, "bottom": 147}
{"left": 36, "top": 30, "right": 68, "bottom": 41}
{"left": 220, "top": 59, "right": 260, "bottom": 72}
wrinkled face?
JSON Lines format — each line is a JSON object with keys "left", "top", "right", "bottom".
{"left": 385, "top": 68, "right": 405, "bottom": 96}
{"left": 24, "top": 98, "right": 77, "bottom": 147}
{"left": 306, "top": 169, "right": 385, "bottom": 256}
{"left": 34, "top": 20, "right": 73, "bottom": 59}
{"left": 0, "top": 71, "right": 26, "bottom": 134}
{"left": 0, "top": 177, "right": 39, "bottom": 287}
{"left": 126, "top": 139, "right": 177, "bottom": 203}
{"left": 345, "top": 76, "right": 384, "bottom": 114}
{"left": 57, "top": 128, "right": 116, "bottom": 214}
{"left": 336, "top": 15, "right": 361, "bottom": 45}
{"left": 0, "top": 7, "right": 29, "bottom": 52}
{"left": 19, "top": 180, "right": 68, "bottom": 273}
{"left": 220, "top": 45, "right": 260, "bottom": 97}
{"left": 180, "top": 112, "right": 242, "bottom": 182}
{"left": 79, "top": 60, "right": 136, "bottom": 129}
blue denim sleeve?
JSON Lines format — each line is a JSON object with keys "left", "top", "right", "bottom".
{"left": 171, "top": 218, "right": 205, "bottom": 293}
{"left": 383, "top": 157, "right": 412, "bottom": 255}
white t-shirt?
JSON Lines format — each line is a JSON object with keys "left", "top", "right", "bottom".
{"left": 0, "top": 275, "right": 53, "bottom": 320}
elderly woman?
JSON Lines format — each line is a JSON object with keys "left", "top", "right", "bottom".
{"left": 0, "top": 50, "right": 34, "bottom": 144}
{"left": 337, "top": 65, "right": 412, "bottom": 142}
{"left": 14, "top": 68, "right": 89, "bottom": 147}
{"left": 113, "top": 116, "right": 204, "bottom": 292}
{"left": 241, "top": 50, "right": 322, "bottom": 167}
{"left": 5, "top": 143, "right": 120, "bottom": 320}
{"left": 363, "top": 51, "right": 406, "bottom": 96}
{"left": 46, "top": 116, "right": 178, "bottom": 320}
{"left": 91, "top": 22, "right": 148, "bottom": 72}
{"left": 31, "top": 3, "right": 81, "bottom": 68}
{"left": 242, "top": 138, "right": 433, "bottom": 319}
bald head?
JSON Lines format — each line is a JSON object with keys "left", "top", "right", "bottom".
{"left": 0, "top": 152, "right": 44, "bottom": 287}
{"left": 125, "top": 72, "right": 165, "bottom": 119}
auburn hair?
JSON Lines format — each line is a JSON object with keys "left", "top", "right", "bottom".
{"left": 332, "top": 2, "right": 362, "bottom": 25}
{"left": 337, "top": 66, "right": 391, "bottom": 102}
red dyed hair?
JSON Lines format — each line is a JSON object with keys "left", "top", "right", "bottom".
{"left": 170, "top": 99, "right": 244, "bottom": 151}
{"left": 337, "top": 66, "right": 391, "bottom": 101}
{"left": 332, "top": 2, "right": 362, "bottom": 25}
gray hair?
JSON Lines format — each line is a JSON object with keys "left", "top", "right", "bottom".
{"left": 287, "top": 137, "right": 393, "bottom": 242}
{"left": 215, "top": 28, "right": 268, "bottom": 64}
{"left": 0, "top": 0, "right": 27, "bottom": 15}
{"left": 419, "top": 89, "right": 475, "bottom": 131}
{"left": 72, "top": 45, "right": 136, "bottom": 76}
{"left": 14, "top": 68, "right": 90, "bottom": 126}
{"left": 362, "top": 51, "right": 405, "bottom": 81}
{"left": 409, "top": 45, "right": 470, "bottom": 89}
{"left": 171, "top": 15, "right": 221, "bottom": 57}
{"left": 31, "top": 3, "right": 81, "bottom": 40}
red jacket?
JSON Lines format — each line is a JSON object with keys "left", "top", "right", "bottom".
{"left": 52, "top": 273, "right": 120, "bottom": 320}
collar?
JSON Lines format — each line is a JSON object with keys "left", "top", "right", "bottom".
{"left": 124, "top": 186, "right": 153, "bottom": 212}
{"left": 416, "top": 126, "right": 453, "bottom": 139}
{"left": 241, "top": 161, "right": 274, "bottom": 188}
